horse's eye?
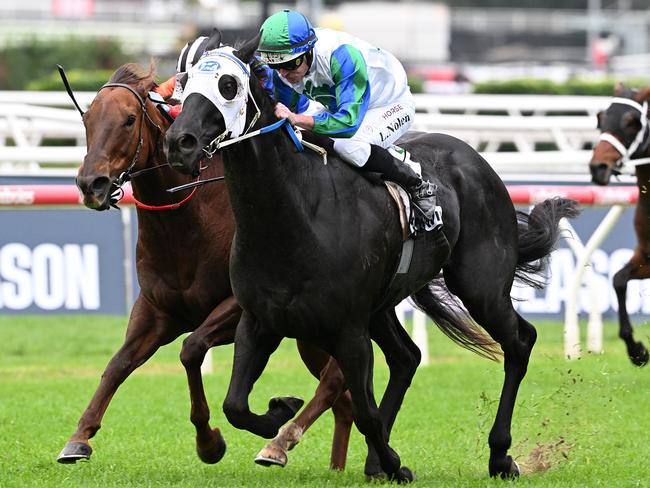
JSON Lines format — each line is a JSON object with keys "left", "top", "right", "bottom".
{"left": 125, "top": 114, "right": 137, "bottom": 127}
{"left": 218, "top": 75, "right": 238, "bottom": 101}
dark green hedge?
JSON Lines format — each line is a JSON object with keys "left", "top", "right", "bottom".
{"left": 0, "top": 37, "right": 128, "bottom": 90}
{"left": 27, "top": 69, "right": 114, "bottom": 92}
{"left": 473, "top": 77, "right": 650, "bottom": 96}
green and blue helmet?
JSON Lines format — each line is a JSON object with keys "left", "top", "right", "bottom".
{"left": 258, "top": 10, "right": 318, "bottom": 66}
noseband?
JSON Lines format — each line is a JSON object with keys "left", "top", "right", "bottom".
{"left": 598, "top": 97, "right": 650, "bottom": 170}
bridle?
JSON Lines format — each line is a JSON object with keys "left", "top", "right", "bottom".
{"left": 182, "top": 51, "right": 309, "bottom": 159}
{"left": 598, "top": 97, "right": 650, "bottom": 171}
{"left": 59, "top": 65, "right": 200, "bottom": 210}
{"left": 97, "top": 83, "right": 204, "bottom": 210}
{"left": 98, "top": 83, "right": 164, "bottom": 186}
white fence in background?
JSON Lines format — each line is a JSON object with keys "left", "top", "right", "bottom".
{"left": 0, "top": 92, "right": 611, "bottom": 179}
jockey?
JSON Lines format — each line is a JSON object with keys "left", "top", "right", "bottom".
{"left": 257, "top": 9, "right": 437, "bottom": 227}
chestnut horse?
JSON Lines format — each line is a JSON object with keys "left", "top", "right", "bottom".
{"left": 590, "top": 84, "right": 650, "bottom": 366}
{"left": 165, "top": 33, "right": 580, "bottom": 481}
{"left": 56, "top": 63, "right": 354, "bottom": 468}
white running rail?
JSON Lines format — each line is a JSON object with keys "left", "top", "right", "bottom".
{"left": 0, "top": 92, "right": 608, "bottom": 177}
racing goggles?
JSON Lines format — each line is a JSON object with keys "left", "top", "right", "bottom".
{"left": 270, "top": 54, "right": 306, "bottom": 71}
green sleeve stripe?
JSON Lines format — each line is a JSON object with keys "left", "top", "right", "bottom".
{"left": 312, "top": 44, "right": 370, "bottom": 137}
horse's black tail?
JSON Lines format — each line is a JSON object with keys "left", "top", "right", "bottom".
{"left": 515, "top": 197, "right": 581, "bottom": 289}
{"left": 411, "top": 279, "right": 503, "bottom": 361}
{"left": 408, "top": 197, "right": 580, "bottom": 362}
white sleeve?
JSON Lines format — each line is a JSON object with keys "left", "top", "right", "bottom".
{"left": 301, "top": 99, "right": 327, "bottom": 116}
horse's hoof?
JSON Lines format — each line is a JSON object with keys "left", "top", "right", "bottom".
{"left": 489, "top": 455, "right": 520, "bottom": 479}
{"left": 390, "top": 466, "right": 415, "bottom": 484}
{"left": 57, "top": 441, "right": 92, "bottom": 464}
{"left": 365, "top": 471, "right": 388, "bottom": 482}
{"left": 629, "top": 342, "right": 649, "bottom": 367}
{"left": 509, "top": 459, "right": 521, "bottom": 477}
{"left": 268, "top": 396, "right": 304, "bottom": 427}
{"left": 364, "top": 458, "right": 383, "bottom": 480}
{"left": 254, "top": 447, "right": 287, "bottom": 468}
{"left": 269, "top": 396, "right": 304, "bottom": 415}
{"left": 196, "top": 430, "right": 226, "bottom": 464}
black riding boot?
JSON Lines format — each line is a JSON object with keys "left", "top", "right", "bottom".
{"left": 363, "top": 145, "right": 438, "bottom": 223}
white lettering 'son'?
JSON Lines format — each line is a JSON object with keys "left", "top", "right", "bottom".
{"left": 33, "top": 244, "right": 65, "bottom": 310}
{"left": 0, "top": 243, "right": 32, "bottom": 309}
{"left": 0, "top": 243, "right": 100, "bottom": 311}
{"left": 64, "top": 244, "right": 100, "bottom": 309}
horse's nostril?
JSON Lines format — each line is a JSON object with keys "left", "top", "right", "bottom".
{"left": 178, "top": 134, "right": 197, "bottom": 151}
{"left": 91, "top": 177, "right": 109, "bottom": 193}
{"left": 77, "top": 175, "right": 110, "bottom": 196}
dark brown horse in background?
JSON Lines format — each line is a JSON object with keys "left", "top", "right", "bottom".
{"left": 57, "top": 63, "right": 354, "bottom": 468}
{"left": 590, "top": 83, "right": 650, "bottom": 366}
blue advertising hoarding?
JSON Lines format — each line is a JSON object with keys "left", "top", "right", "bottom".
{"left": 0, "top": 209, "right": 131, "bottom": 314}
{"left": 0, "top": 201, "right": 647, "bottom": 318}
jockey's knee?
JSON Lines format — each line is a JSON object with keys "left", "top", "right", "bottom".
{"left": 332, "top": 140, "right": 371, "bottom": 167}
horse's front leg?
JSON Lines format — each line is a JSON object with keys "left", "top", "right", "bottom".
{"left": 255, "top": 354, "right": 353, "bottom": 470}
{"left": 57, "top": 297, "right": 177, "bottom": 463}
{"left": 613, "top": 257, "right": 650, "bottom": 366}
{"left": 222, "top": 312, "right": 303, "bottom": 438}
{"left": 179, "top": 295, "right": 240, "bottom": 464}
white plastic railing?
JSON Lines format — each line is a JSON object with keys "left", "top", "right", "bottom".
{"left": 0, "top": 92, "right": 607, "bottom": 178}
{"left": 413, "top": 94, "right": 608, "bottom": 116}
{"left": 0, "top": 92, "right": 611, "bottom": 114}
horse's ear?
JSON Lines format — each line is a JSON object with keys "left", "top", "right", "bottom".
{"left": 234, "top": 32, "right": 262, "bottom": 64}
{"left": 634, "top": 86, "right": 650, "bottom": 104}
{"left": 596, "top": 110, "right": 603, "bottom": 130}
{"left": 204, "top": 28, "right": 222, "bottom": 52}
{"left": 614, "top": 82, "right": 625, "bottom": 96}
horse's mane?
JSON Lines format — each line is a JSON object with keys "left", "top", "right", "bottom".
{"left": 109, "top": 62, "right": 158, "bottom": 90}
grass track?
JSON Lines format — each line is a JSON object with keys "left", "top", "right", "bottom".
{"left": 1, "top": 315, "right": 650, "bottom": 487}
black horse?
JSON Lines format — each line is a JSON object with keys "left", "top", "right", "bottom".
{"left": 164, "top": 32, "right": 579, "bottom": 481}
{"left": 590, "top": 84, "right": 650, "bottom": 366}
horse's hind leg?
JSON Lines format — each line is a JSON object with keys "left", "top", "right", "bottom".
{"left": 297, "top": 342, "right": 354, "bottom": 471}
{"left": 613, "top": 253, "right": 650, "bottom": 366}
{"left": 222, "top": 312, "right": 304, "bottom": 439}
{"left": 179, "top": 296, "right": 240, "bottom": 464}
{"left": 444, "top": 268, "right": 535, "bottom": 478}
{"left": 57, "top": 297, "right": 178, "bottom": 463}
{"left": 486, "top": 312, "right": 535, "bottom": 478}
{"left": 255, "top": 341, "right": 353, "bottom": 470}
{"left": 364, "top": 309, "right": 421, "bottom": 479}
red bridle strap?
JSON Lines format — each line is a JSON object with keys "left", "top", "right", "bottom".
{"left": 133, "top": 185, "right": 198, "bottom": 211}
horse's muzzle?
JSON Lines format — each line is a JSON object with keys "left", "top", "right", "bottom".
{"left": 164, "top": 132, "right": 201, "bottom": 176}
{"left": 76, "top": 175, "right": 112, "bottom": 210}
{"left": 589, "top": 162, "right": 612, "bottom": 186}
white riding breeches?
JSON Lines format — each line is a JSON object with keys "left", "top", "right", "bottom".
{"left": 332, "top": 98, "right": 415, "bottom": 168}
